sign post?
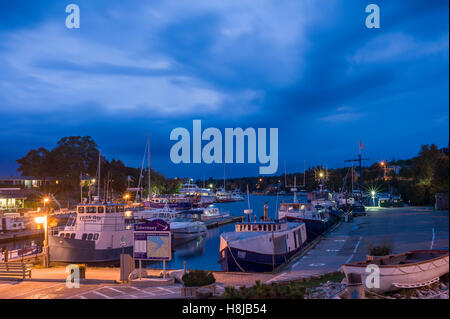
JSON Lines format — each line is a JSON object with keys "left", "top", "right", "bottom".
{"left": 133, "top": 219, "right": 172, "bottom": 280}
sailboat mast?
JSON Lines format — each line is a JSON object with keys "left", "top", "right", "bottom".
{"left": 223, "top": 165, "right": 226, "bottom": 190}
{"left": 97, "top": 149, "right": 101, "bottom": 200}
{"left": 303, "top": 160, "right": 306, "bottom": 187}
{"left": 147, "top": 133, "right": 151, "bottom": 201}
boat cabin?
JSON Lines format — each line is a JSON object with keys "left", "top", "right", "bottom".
{"left": 55, "top": 203, "right": 128, "bottom": 241}
{"left": 279, "top": 203, "right": 307, "bottom": 213}
{"left": 235, "top": 221, "right": 288, "bottom": 233}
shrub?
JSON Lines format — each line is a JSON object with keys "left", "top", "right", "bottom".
{"left": 368, "top": 243, "right": 392, "bottom": 256}
{"left": 182, "top": 270, "right": 216, "bottom": 287}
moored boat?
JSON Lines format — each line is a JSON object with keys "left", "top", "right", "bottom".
{"left": 342, "top": 250, "right": 449, "bottom": 292}
{"left": 48, "top": 203, "right": 133, "bottom": 263}
{"left": 219, "top": 203, "right": 307, "bottom": 272}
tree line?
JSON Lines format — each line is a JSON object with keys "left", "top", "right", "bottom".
{"left": 198, "top": 144, "right": 449, "bottom": 206}
{"left": 16, "top": 136, "right": 181, "bottom": 200}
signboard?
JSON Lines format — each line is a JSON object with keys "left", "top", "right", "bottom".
{"left": 133, "top": 219, "right": 172, "bottom": 261}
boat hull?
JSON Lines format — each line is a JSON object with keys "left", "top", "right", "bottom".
{"left": 219, "top": 245, "right": 303, "bottom": 272}
{"left": 342, "top": 250, "right": 450, "bottom": 292}
{"left": 281, "top": 216, "right": 327, "bottom": 241}
{"left": 49, "top": 235, "right": 133, "bottom": 264}
{"left": 145, "top": 202, "right": 192, "bottom": 210}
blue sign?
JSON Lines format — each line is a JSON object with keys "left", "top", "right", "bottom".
{"left": 133, "top": 219, "right": 172, "bottom": 260}
{"left": 134, "top": 219, "right": 170, "bottom": 232}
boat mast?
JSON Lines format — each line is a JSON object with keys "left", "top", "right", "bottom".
{"left": 147, "top": 133, "right": 151, "bottom": 201}
{"left": 223, "top": 164, "right": 226, "bottom": 191}
{"left": 136, "top": 138, "right": 147, "bottom": 203}
{"left": 303, "top": 160, "right": 306, "bottom": 188}
{"left": 97, "top": 149, "right": 101, "bottom": 201}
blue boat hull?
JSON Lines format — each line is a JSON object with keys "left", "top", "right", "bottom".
{"left": 218, "top": 245, "right": 303, "bottom": 272}
{"left": 49, "top": 235, "right": 133, "bottom": 264}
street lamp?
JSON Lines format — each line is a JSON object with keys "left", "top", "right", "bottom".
{"left": 35, "top": 215, "right": 49, "bottom": 268}
{"left": 371, "top": 190, "right": 376, "bottom": 207}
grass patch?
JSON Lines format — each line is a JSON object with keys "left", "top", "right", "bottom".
{"left": 221, "top": 271, "right": 345, "bottom": 299}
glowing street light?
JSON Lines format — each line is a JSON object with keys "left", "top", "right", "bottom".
{"left": 35, "top": 215, "right": 49, "bottom": 268}
{"left": 123, "top": 193, "right": 130, "bottom": 201}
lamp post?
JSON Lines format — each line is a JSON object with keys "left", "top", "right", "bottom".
{"left": 37, "top": 196, "right": 50, "bottom": 268}
{"left": 35, "top": 215, "right": 49, "bottom": 268}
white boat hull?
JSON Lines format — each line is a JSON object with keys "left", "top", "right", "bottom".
{"left": 342, "top": 250, "right": 449, "bottom": 292}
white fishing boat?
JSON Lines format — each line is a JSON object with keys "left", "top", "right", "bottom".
{"left": 342, "top": 250, "right": 449, "bottom": 293}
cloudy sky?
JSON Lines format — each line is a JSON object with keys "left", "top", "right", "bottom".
{"left": 0, "top": 0, "right": 448, "bottom": 179}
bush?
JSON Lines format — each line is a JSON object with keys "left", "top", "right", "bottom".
{"left": 182, "top": 270, "right": 215, "bottom": 287}
{"left": 368, "top": 243, "right": 392, "bottom": 256}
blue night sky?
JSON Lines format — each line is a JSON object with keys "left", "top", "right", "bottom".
{"left": 0, "top": 0, "right": 448, "bottom": 179}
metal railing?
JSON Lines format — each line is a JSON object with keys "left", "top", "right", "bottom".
{"left": 0, "top": 246, "right": 41, "bottom": 262}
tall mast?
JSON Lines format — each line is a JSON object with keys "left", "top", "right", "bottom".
{"left": 97, "top": 149, "right": 101, "bottom": 200}
{"left": 147, "top": 133, "right": 151, "bottom": 201}
{"left": 303, "top": 160, "right": 306, "bottom": 187}
{"left": 223, "top": 164, "right": 226, "bottom": 190}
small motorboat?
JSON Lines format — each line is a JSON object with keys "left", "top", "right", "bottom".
{"left": 342, "top": 250, "right": 449, "bottom": 292}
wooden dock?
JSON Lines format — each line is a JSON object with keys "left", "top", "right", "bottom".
{"left": 204, "top": 216, "right": 244, "bottom": 229}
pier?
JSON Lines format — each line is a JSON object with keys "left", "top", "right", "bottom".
{"left": 203, "top": 216, "right": 244, "bottom": 229}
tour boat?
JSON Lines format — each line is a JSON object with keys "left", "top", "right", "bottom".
{"left": 143, "top": 194, "right": 192, "bottom": 210}
{"left": 215, "top": 187, "right": 234, "bottom": 203}
{"left": 180, "top": 181, "right": 216, "bottom": 207}
{"left": 48, "top": 203, "right": 133, "bottom": 263}
{"left": 219, "top": 204, "right": 307, "bottom": 272}
{"left": 342, "top": 250, "right": 449, "bottom": 292}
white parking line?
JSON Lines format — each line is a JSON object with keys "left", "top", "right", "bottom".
{"left": 92, "top": 290, "right": 112, "bottom": 299}
{"left": 430, "top": 228, "right": 435, "bottom": 249}
{"left": 353, "top": 236, "right": 362, "bottom": 253}
{"left": 344, "top": 236, "right": 363, "bottom": 264}
{"left": 130, "top": 286, "right": 155, "bottom": 296}
{"left": 9, "top": 283, "right": 65, "bottom": 298}
{"left": 156, "top": 287, "right": 175, "bottom": 294}
{"left": 107, "top": 287, "right": 127, "bottom": 294}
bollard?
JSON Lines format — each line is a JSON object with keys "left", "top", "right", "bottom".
{"left": 346, "top": 273, "right": 365, "bottom": 299}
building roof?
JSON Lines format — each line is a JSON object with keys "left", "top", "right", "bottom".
{"left": 0, "top": 188, "right": 43, "bottom": 199}
{"left": 0, "top": 176, "right": 56, "bottom": 181}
